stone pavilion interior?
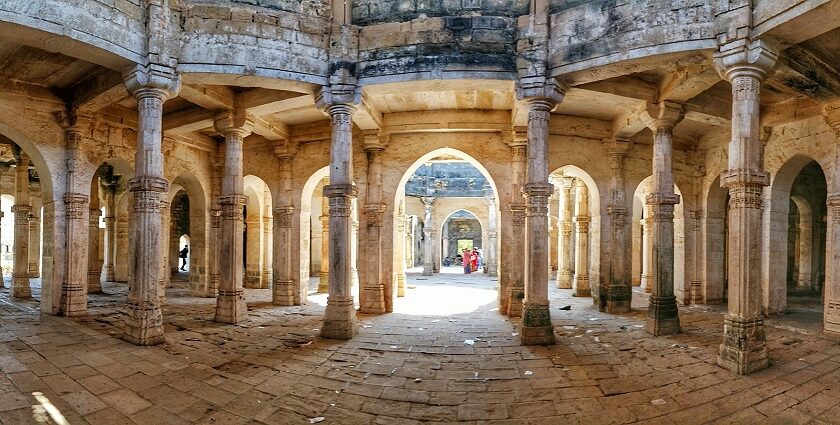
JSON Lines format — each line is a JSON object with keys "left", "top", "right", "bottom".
{"left": 0, "top": 0, "right": 840, "bottom": 423}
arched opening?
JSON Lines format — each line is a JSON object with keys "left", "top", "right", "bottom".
{"left": 631, "top": 176, "right": 685, "bottom": 301}
{"left": 391, "top": 148, "right": 500, "bottom": 315}
{"left": 550, "top": 165, "right": 601, "bottom": 297}
{"left": 703, "top": 175, "right": 729, "bottom": 305}
{"left": 178, "top": 234, "right": 191, "bottom": 272}
{"left": 766, "top": 157, "right": 827, "bottom": 315}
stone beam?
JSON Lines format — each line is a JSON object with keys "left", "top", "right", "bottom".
{"left": 0, "top": 77, "right": 64, "bottom": 107}
{"left": 162, "top": 107, "right": 215, "bottom": 134}
{"left": 252, "top": 115, "right": 290, "bottom": 141}
{"left": 576, "top": 76, "right": 658, "bottom": 101}
{"left": 775, "top": 46, "right": 840, "bottom": 101}
{"left": 658, "top": 65, "right": 721, "bottom": 103}
{"left": 383, "top": 109, "right": 510, "bottom": 133}
{"left": 683, "top": 93, "right": 731, "bottom": 127}
{"left": 70, "top": 70, "right": 129, "bottom": 112}
{"left": 611, "top": 102, "right": 650, "bottom": 139}
{"left": 753, "top": 0, "right": 840, "bottom": 46}
{"left": 179, "top": 84, "right": 235, "bottom": 111}
{"left": 98, "top": 105, "right": 138, "bottom": 128}
{"left": 236, "top": 89, "right": 307, "bottom": 116}
{"left": 353, "top": 95, "right": 383, "bottom": 131}
{"left": 761, "top": 97, "right": 825, "bottom": 128}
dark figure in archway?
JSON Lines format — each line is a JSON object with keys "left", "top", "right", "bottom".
{"left": 179, "top": 245, "right": 189, "bottom": 271}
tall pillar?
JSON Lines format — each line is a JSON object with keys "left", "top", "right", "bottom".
{"left": 822, "top": 104, "right": 840, "bottom": 333}
{"left": 641, "top": 207, "right": 654, "bottom": 293}
{"left": 645, "top": 102, "right": 683, "bottom": 336}
{"left": 316, "top": 85, "right": 359, "bottom": 340}
{"left": 12, "top": 152, "right": 32, "bottom": 298}
{"left": 272, "top": 141, "right": 298, "bottom": 305}
{"left": 208, "top": 144, "right": 223, "bottom": 297}
{"left": 558, "top": 176, "right": 574, "bottom": 288}
{"left": 103, "top": 181, "right": 117, "bottom": 282}
{"left": 518, "top": 81, "right": 563, "bottom": 345}
{"left": 159, "top": 202, "right": 169, "bottom": 303}
{"left": 396, "top": 201, "right": 407, "bottom": 296}
{"left": 262, "top": 186, "right": 272, "bottom": 288}
{"left": 714, "top": 40, "right": 777, "bottom": 374}
{"left": 88, "top": 186, "right": 102, "bottom": 294}
{"left": 485, "top": 194, "right": 498, "bottom": 277}
{"left": 689, "top": 209, "right": 704, "bottom": 304}
{"left": 507, "top": 132, "right": 527, "bottom": 317}
{"left": 213, "top": 111, "right": 252, "bottom": 324}
{"left": 28, "top": 196, "right": 41, "bottom": 278}
{"left": 602, "top": 140, "right": 632, "bottom": 312}
{"left": 360, "top": 132, "right": 387, "bottom": 314}
{"left": 0, "top": 209, "right": 4, "bottom": 286}
{"left": 122, "top": 64, "right": 179, "bottom": 344}
{"left": 317, "top": 178, "right": 330, "bottom": 293}
{"left": 572, "top": 179, "right": 590, "bottom": 297}
{"left": 421, "top": 197, "right": 435, "bottom": 276}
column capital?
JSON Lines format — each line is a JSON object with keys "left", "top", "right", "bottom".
{"left": 823, "top": 102, "right": 840, "bottom": 136}
{"left": 644, "top": 101, "right": 684, "bottom": 131}
{"left": 362, "top": 131, "right": 389, "bottom": 152}
{"left": 503, "top": 126, "right": 528, "bottom": 149}
{"left": 273, "top": 139, "right": 300, "bottom": 160}
{"left": 316, "top": 84, "right": 361, "bottom": 112}
{"left": 713, "top": 39, "right": 779, "bottom": 82}
{"left": 720, "top": 169, "right": 770, "bottom": 189}
{"left": 214, "top": 110, "right": 254, "bottom": 138}
{"left": 122, "top": 63, "right": 180, "bottom": 101}
{"left": 515, "top": 78, "right": 565, "bottom": 110}
{"left": 646, "top": 193, "right": 681, "bottom": 206}
{"left": 323, "top": 183, "right": 357, "bottom": 198}
{"left": 364, "top": 203, "right": 386, "bottom": 226}
{"left": 522, "top": 182, "right": 554, "bottom": 197}
{"left": 420, "top": 196, "right": 435, "bottom": 207}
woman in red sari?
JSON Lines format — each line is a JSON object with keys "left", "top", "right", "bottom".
{"left": 470, "top": 248, "right": 478, "bottom": 272}
{"left": 462, "top": 249, "right": 472, "bottom": 274}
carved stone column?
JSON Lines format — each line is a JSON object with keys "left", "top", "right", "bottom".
{"left": 421, "top": 197, "right": 435, "bottom": 276}
{"left": 318, "top": 177, "right": 330, "bottom": 293}
{"left": 272, "top": 141, "right": 298, "bottom": 305}
{"left": 507, "top": 132, "right": 527, "bottom": 317}
{"left": 208, "top": 144, "right": 223, "bottom": 297}
{"left": 159, "top": 202, "right": 169, "bottom": 304}
{"left": 352, "top": 209, "right": 360, "bottom": 285}
{"left": 12, "top": 152, "right": 32, "bottom": 298}
{"left": 122, "top": 64, "right": 179, "bottom": 344}
{"left": 396, "top": 202, "right": 407, "bottom": 296}
{"left": 689, "top": 209, "right": 704, "bottom": 304}
{"left": 262, "top": 186, "right": 272, "bottom": 288}
{"left": 28, "top": 196, "right": 40, "bottom": 278}
{"left": 821, "top": 104, "right": 840, "bottom": 333}
{"left": 0, "top": 209, "right": 4, "bottom": 286}
{"left": 714, "top": 40, "right": 777, "bottom": 374}
{"left": 572, "top": 179, "right": 591, "bottom": 297}
{"left": 485, "top": 194, "right": 498, "bottom": 277}
{"left": 316, "top": 84, "right": 360, "bottom": 340}
{"left": 642, "top": 205, "right": 654, "bottom": 293}
{"left": 213, "top": 111, "right": 252, "bottom": 324}
{"left": 360, "top": 132, "right": 387, "bottom": 314}
{"left": 518, "top": 81, "right": 563, "bottom": 345}
{"left": 603, "top": 140, "right": 632, "bottom": 312}
{"left": 103, "top": 178, "right": 117, "bottom": 282}
{"left": 645, "top": 101, "right": 683, "bottom": 336}
{"left": 88, "top": 188, "right": 102, "bottom": 294}
{"left": 558, "top": 176, "right": 574, "bottom": 289}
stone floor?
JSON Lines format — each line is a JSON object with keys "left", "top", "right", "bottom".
{"left": 0, "top": 272, "right": 838, "bottom": 424}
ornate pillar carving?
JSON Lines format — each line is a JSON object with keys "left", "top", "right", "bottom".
{"left": 88, "top": 185, "right": 102, "bottom": 294}
{"left": 262, "top": 186, "right": 272, "bottom": 288}
{"left": 102, "top": 172, "right": 118, "bottom": 282}
{"left": 12, "top": 151, "right": 32, "bottom": 299}
{"left": 360, "top": 131, "right": 387, "bottom": 314}
{"left": 213, "top": 110, "right": 253, "bottom": 324}
{"left": 517, "top": 80, "right": 564, "bottom": 345}
{"left": 507, "top": 130, "right": 527, "bottom": 317}
{"left": 822, "top": 103, "right": 840, "bottom": 333}
{"left": 208, "top": 143, "right": 223, "bottom": 298}
{"left": 396, "top": 202, "right": 407, "bottom": 296}
{"left": 272, "top": 140, "right": 299, "bottom": 305}
{"left": 421, "top": 196, "right": 435, "bottom": 276}
{"left": 316, "top": 84, "right": 360, "bottom": 340}
{"left": 713, "top": 40, "right": 777, "bottom": 374}
{"left": 122, "top": 64, "right": 180, "bottom": 344}
{"left": 644, "top": 101, "right": 683, "bottom": 336}
{"left": 28, "top": 196, "right": 41, "bottom": 278}
{"left": 603, "top": 139, "right": 633, "bottom": 312}
{"left": 558, "top": 176, "right": 574, "bottom": 289}
{"left": 318, "top": 177, "right": 330, "bottom": 293}
{"left": 159, "top": 201, "right": 169, "bottom": 303}
{"left": 642, "top": 204, "right": 654, "bottom": 293}
{"left": 485, "top": 194, "right": 498, "bottom": 277}
{"left": 572, "top": 179, "right": 591, "bottom": 297}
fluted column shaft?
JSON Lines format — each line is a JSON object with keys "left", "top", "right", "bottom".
{"left": 646, "top": 118, "right": 681, "bottom": 336}
{"left": 214, "top": 113, "right": 252, "bottom": 324}
{"left": 421, "top": 197, "right": 435, "bottom": 276}
{"left": 360, "top": 138, "right": 386, "bottom": 314}
{"left": 714, "top": 41, "right": 777, "bottom": 375}
{"left": 320, "top": 102, "right": 358, "bottom": 340}
{"left": 88, "top": 190, "right": 102, "bottom": 294}
{"left": 12, "top": 154, "right": 32, "bottom": 298}
{"left": 507, "top": 142, "right": 527, "bottom": 317}
{"left": 558, "top": 177, "right": 573, "bottom": 289}
{"left": 572, "top": 180, "right": 590, "bottom": 298}
{"left": 272, "top": 151, "right": 297, "bottom": 305}
{"left": 604, "top": 142, "right": 632, "bottom": 312}
{"left": 318, "top": 177, "right": 330, "bottom": 293}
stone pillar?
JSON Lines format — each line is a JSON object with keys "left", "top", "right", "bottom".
{"left": 262, "top": 186, "right": 272, "bottom": 288}
{"left": 689, "top": 209, "right": 704, "bottom": 304}
{"left": 642, "top": 205, "right": 654, "bottom": 293}
{"left": 572, "top": 179, "right": 591, "bottom": 297}
{"left": 208, "top": 144, "right": 223, "bottom": 297}
{"left": 603, "top": 140, "right": 632, "bottom": 312}
{"left": 645, "top": 102, "right": 683, "bottom": 336}
{"left": 88, "top": 187, "right": 102, "bottom": 294}
{"left": 12, "top": 152, "right": 32, "bottom": 298}
{"left": 352, "top": 209, "right": 360, "bottom": 285}
{"left": 558, "top": 176, "right": 574, "bottom": 289}
{"left": 317, "top": 85, "right": 359, "bottom": 340}
{"left": 796, "top": 219, "right": 813, "bottom": 290}
{"left": 213, "top": 111, "right": 252, "bottom": 324}
{"left": 122, "top": 64, "right": 179, "bottom": 344}
{"left": 28, "top": 197, "right": 40, "bottom": 278}
{"left": 317, "top": 178, "right": 330, "bottom": 293}
{"left": 396, "top": 202, "right": 407, "bottom": 296}
{"left": 486, "top": 195, "right": 498, "bottom": 277}
{"left": 360, "top": 132, "right": 387, "bottom": 314}
{"left": 823, "top": 105, "right": 840, "bottom": 333}
{"left": 159, "top": 202, "right": 169, "bottom": 303}
{"left": 421, "top": 197, "right": 435, "bottom": 276}
{"left": 507, "top": 133, "right": 527, "bottom": 317}
{"left": 518, "top": 81, "right": 563, "bottom": 345}
{"left": 714, "top": 40, "right": 777, "bottom": 374}
{"left": 102, "top": 179, "right": 117, "bottom": 282}
{"left": 549, "top": 213, "right": 559, "bottom": 280}
{"left": 272, "top": 142, "right": 298, "bottom": 305}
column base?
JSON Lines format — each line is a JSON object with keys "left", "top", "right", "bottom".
{"left": 104, "top": 266, "right": 115, "bottom": 282}
{"left": 825, "top": 299, "right": 840, "bottom": 333}
{"left": 60, "top": 283, "right": 87, "bottom": 317}
{"left": 487, "top": 267, "right": 497, "bottom": 278}
{"left": 214, "top": 289, "right": 248, "bottom": 324}
{"left": 572, "top": 276, "right": 590, "bottom": 297}
{"left": 359, "top": 284, "right": 386, "bottom": 314}
{"left": 208, "top": 273, "right": 219, "bottom": 298}
{"left": 396, "top": 273, "right": 406, "bottom": 297}
{"left": 317, "top": 273, "right": 329, "bottom": 293}
{"left": 507, "top": 286, "right": 524, "bottom": 317}
{"left": 123, "top": 302, "right": 165, "bottom": 345}
{"left": 521, "top": 302, "right": 555, "bottom": 345}
{"left": 88, "top": 271, "right": 102, "bottom": 293}
{"left": 422, "top": 264, "right": 433, "bottom": 276}
{"left": 690, "top": 280, "right": 702, "bottom": 304}
{"left": 321, "top": 296, "right": 357, "bottom": 340}
{"left": 12, "top": 275, "right": 31, "bottom": 298}
{"left": 273, "top": 279, "right": 296, "bottom": 305}
{"left": 646, "top": 295, "right": 680, "bottom": 336}
{"left": 557, "top": 271, "right": 572, "bottom": 289}
{"left": 717, "top": 315, "right": 769, "bottom": 375}
{"left": 604, "top": 284, "right": 631, "bottom": 314}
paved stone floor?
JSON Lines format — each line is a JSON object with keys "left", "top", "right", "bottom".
{"left": 0, "top": 272, "right": 838, "bottom": 424}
